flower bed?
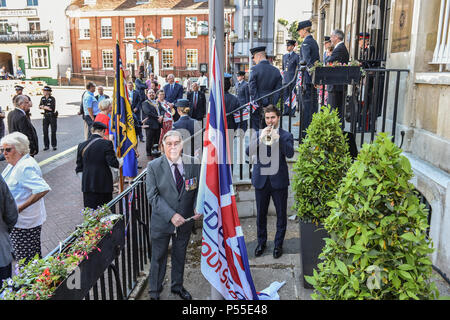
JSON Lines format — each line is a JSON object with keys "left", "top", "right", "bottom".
{"left": 0, "top": 206, "right": 123, "bottom": 300}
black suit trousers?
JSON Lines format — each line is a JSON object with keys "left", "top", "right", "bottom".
{"left": 43, "top": 115, "right": 57, "bottom": 148}
{"left": 145, "top": 128, "right": 160, "bottom": 156}
{"left": 328, "top": 89, "right": 346, "bottom": 124}
{"left": 255, "top": 179, "right": 288, "bottom": 248}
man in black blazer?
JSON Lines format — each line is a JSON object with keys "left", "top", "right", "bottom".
{"left": 7, "top": 95, "right": 39, "bottom": 157}
{"left": 246, "top": 105, "right": 294, "bottom": 259}
{"left": 141, "top": 90, "right": 163, "bottom": 159}
{"left": 325, "top": 29, "right": 349, "bottom": 123}
{"left": 75, "top": 122, "right": 121, "bottom": 209}
{"left": 186, "top": 82, "right": 206, "bottom": 121}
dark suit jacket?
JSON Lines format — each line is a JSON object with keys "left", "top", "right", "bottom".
{"left": 75, "top": 134, "right": 119, "bottom": 194}
{"left": 325, "top": 42, "right": 350, "bottom": 92}
{"left": 186, "top": 90, "right": 206, "bottom": 120}
{"left": 141, "top": 99, "right": 162, "bottom": 130}
{"left": 236, "top": 80, "right": 250, "bottom": 107}
{"left": 282, "top": 51, "right": 300, "bottom": 84}
{"left": 163, "top": 83, "right": 184, "bottom": 104}
{"left": 146, "top": 154, "right": 200, "bottom": 236}
{"left": 173, "top": 115, "right": 195, "bottom": 136}
{"left": 249, "top": 60, "right": 283, "bottom": 107}
{"left": 246, "top": 128, "right": 294, "bottom": 190}
{"left": 7, "top": 108, "right": 39, "bottom": 156}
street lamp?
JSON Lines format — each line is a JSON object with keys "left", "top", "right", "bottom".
{"left": 229, "top": 30, "right": 238, "bottom": 74}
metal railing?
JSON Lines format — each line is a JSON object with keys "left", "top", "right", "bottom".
{"left": 0, "top": 31, "right": 51, "bottom": 43}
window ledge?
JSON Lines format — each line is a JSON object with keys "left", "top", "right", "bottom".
{"left": 415, "top": 72, "right": 450, "bottom": 86}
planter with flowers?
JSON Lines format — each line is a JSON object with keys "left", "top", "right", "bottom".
{"left": 0, "top": 206, "right": 123, "bottom": 300}
{"left": 311, "top": 60, "right": 364, "bottom": 86}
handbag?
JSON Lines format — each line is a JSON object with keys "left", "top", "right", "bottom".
{"left": 82, "top": 138, "right": 119, "bottom": 183}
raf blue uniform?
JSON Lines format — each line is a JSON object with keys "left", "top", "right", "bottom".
{"left": 298, "top": 22, "right": 320, "bottom": 138}
{"left": 235, "top": 77, "right": 250, "bottom": 132}
{"left": 246, "top": 127, "right": 294, "bottom": 253}
{"left": 282, "top": 42, "right": 300, "bottom": 115}
{"left": 248, "top": 50, "right": 282, "bottom": 130}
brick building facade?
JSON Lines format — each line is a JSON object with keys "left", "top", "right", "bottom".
{"left": 66, "top": 0, "right": 235, "bottom": 80}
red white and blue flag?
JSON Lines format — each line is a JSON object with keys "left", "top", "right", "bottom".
{"left": 196, "top": 39, "right": 284, "bottom": 300}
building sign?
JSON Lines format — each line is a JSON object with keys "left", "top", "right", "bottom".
{"left": 0, "top": 9, "right": 38, "bottom": 17}
{"left": 391, "top": 0, "right": 414, "bottom": 53}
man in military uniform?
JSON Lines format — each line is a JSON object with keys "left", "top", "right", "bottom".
{"left": 39, "top": 86, "right": 58, "bottom": 151}
{"left": 296, "top": 20, "right": 320, "bottom": 133}
{"left": 359, "top": 32, "right": 375, "bottom": 66}
{"left": 282, "top": 40, "right": 300, "bottom": 116}
{"left": 12, "top": 85, "right": 24, "bottom": 105}
{"left": 248, "top": 46, "right": 282, "bottom": 131}
{"left": 235, "top": 70, "right": 250, "bottom": 132}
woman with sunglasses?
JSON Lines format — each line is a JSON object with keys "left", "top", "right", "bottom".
{"left": 1, "top": 132, "right": 51, "bottom": 265}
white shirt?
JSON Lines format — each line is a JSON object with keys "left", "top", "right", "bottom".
{"left": 198, "top": 76, "right": 208, "bottom": 87}
{"left": 2, "top": 154, "right": 51, "bottom": 229}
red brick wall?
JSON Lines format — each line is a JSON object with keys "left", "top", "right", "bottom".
{"left": 70, "top": 13, "right": 212, "bottom": 79}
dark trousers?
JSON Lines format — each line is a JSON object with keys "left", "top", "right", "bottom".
{"left": 0, "top": 263, "right": 11, "bottom": 283}
{"left": 300, "top": 84, "right": 318, "bottom": 138}
{"left": 145, "top": 128, "right": 161, "bottom": 157}
{"left": 149, "top": 231, "right": 191, "bottom": 299}
{"left": 255, "top": 179, "right": 288, "bottom": 248}
{"left": 43, "top": 115, "right": 57, "bottom": 148}
{"left": 328, "top": 89, "right": 345, "bottom": 124}
{"left": 83, "top": 192, "right": 113, "bottom": 210}
{"left": 282, "top": 84, "right": 296, "bottom": 115}
{"left": 84, "top": 115, "right": 94, "bottom": 139}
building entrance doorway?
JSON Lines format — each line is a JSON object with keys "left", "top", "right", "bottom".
{"left": 0, "top": 52, "right": 13, "bottom": 78}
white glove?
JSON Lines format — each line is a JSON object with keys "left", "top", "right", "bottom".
{"left": 77, "top": 172, "right": 82, "bottom": 181}
{"left": 118, "top": 157, "right": 124, "bottom": 167}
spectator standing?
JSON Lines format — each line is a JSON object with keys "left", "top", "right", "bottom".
{"left": 75, "top": 122, "right": 121, "bottom": 209}
{"left": 82, "top": 82, "right": 99, "bottom": 139}
{"left": 197, "top": 72, "right": 208, "bottom": 93}
{"left": 183, "top": 75, "right": 192, "bottom": 93}
{"left": 163, "top": 74, "right": 183, "bottom": 122}
{"left": 1, "top": 132, "right": 51, "bottom": 264}
{"left": 0, "top": 175, "right": 18, "bottom": 283}
{"left": 39, "top": 86, "right": 58, "bottom": 151}
{"left": 186, "top": 83, "right": 206, "bottom": 121}
{"left": 7, "top": 95, "right": 39, "bottom": 157}
{"left": 141, "top": 90, "right": 163, "bottom": 160}
{"left": 156, "top": 90, "right": 174, "bottom": 146}
{"left": 146, "top": 73, "right": 155, "bottom": 89}
{"left": 94, "top": 99, "right": 112, "bottom": 140}
{"left": 134, "top": 73, "right": 147, "bottom": 142}
{"left": 95, "top": 86, "right": 110, "bottom": 103}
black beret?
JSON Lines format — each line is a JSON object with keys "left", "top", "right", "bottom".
{"left": 286, "top": 40, "right": 296, "bottom": 46}
{"left": 175, "top": 99, "right": 190, "bottom": 108}
{"left": 236, "top": 71, "right": 246, "bottom": 76}
{"left": 92, "top": 121, "right": 107, "bottom": 130}
{"left": 324, "top": 36, "right": 331, "bottom": 42}
{"left": 250, "top": 46, "right": 266, "bottom": 56}
{"left": 297, "top": 20, "right": 312, "bottom": 31}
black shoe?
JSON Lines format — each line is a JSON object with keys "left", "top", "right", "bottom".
{"left": 53, "top": 147, "right": 57, "bottom": 151}
{"left": 43, "top": 147, "right": 49, "bottom": 151}
{"left": 171, "top": 287, "right": 192, "bottom": 300}
{"left": 273, "top": 246, "right": 283, "bottom": 259}
{"left": 254, "top": 243, "right": 266, "bottom": 257}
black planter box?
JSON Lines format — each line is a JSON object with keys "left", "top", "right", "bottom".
{"left": 312, "top": 66, "right": 361, "bottom": 85}
{"left": 50, "top": 218, "right": 125, "bottom": 300}
{"left": 299, "top": 221, "right": 329, "bottom": 289}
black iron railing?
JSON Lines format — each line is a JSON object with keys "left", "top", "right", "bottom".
{"left": 0, "top": 31, "right": 51, "bottom": 43}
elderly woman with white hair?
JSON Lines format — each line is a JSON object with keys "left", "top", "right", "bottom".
{"left": 1, "top": 132, "right": 51, "bottom": 265}
{"left": 94, "top": 98, "right": 113, "bottom": 140}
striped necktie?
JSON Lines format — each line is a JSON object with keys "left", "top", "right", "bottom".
{"left": 173, "top": 163, "right": 183, "bottom": 194}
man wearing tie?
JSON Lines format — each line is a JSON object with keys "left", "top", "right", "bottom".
{"left": 186, "top": 83, "right": 206, "bottom": 121}
{"left": 163, "top": 74, "right": 184, "bottom": 122}
{"left": 146, "top": 130, "right": 201, "bottom": 300}
{"left": 235, "top": 71, "right": 250, "bottom": 132}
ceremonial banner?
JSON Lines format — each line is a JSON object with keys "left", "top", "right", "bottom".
{"left": 196, "top": 39, "right": 284, "bottom": 300}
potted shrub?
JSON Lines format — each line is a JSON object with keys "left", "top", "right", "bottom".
{"left": 305, "top": 133, "right": 439, "bottom": 300}
{"left": 292, "top": 106, "right": 352, "bottom": 288}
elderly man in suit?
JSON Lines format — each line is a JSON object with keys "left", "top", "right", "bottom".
{"left": 249, "top": 46, "right": 283, "bottom": 130}
{"left": 247, "top": 105, "right": 294, "bottom": 259}
{"left": 282, "top": 39, "right": 300, "bottom": 116}
{"left": 325, "top": 29, "right": 350, "bottom": 124}
{"left": 296, "top": 20, "right": 320, "bottom": 132}
{"left": 186, "top": 82, "right": 206, "bottom": 121}
{"left": 7, "top": 95, "right": 39, "bottom": 157}
{"left": 163, "top": 74, "right": 184, "bottom": 122}
{"left": 75, "top": 122, "right": 122, "bottom": 209}
{"left": 146, "top": 130, "right": 201, "bottom": 300}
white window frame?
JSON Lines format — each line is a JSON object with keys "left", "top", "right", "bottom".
{"left": 186, "top": 49, "right": 198, "bottom": 70}
{"left": 185, "top": 17, "right": 198, "bottom": 39}
{"left": 162, "top": 49, "right": 174, "bottom": 70}
{"left": 102, "top": 49, "right": 114, "bottom": 70}
{"left": 29, "top": 47, "right": 49, "bottom": 69}
{"left": 28, "top": 18, "right": 40, "bottom": 33}
{"left": 124, "top": 18, "right": 136, "bottom": 38}
{"left": 79, "top": 19, "right": 90, "bottom": 40}
{"left": 100, "top": 18, "right": 112, "bottom": 39}
{"left": 81, "top": 50, "right": 92, "bottom": 70}
{"left": 161, "top": 17, "right": 173, "bottom": 38}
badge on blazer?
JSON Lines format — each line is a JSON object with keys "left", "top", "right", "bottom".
{"left": 185, "top": 177, "right": 198, "bottom": 191}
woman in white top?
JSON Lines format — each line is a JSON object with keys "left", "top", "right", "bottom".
{"left": 1, "top": 132, "right": 51, "bottom": 264}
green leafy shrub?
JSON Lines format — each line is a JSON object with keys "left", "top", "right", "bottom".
{"left": 292, "top": 105, "right": 352, "bottom": 223}
{"left": 306, "top": 133, "right": 439, "bottom": 300}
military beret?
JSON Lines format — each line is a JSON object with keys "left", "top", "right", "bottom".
{"left": 297, "top": 20, "right": 312, "bottom": 31}
{"left": 250, "top": 46, "right": 266, "bottom": 56}
{"left": 286, "top": 40, "right": 296, "bottom": 46}
{"left": 15, "top": 85, "right": 24, "bottom": 90}
{"left": 324, "top": 36, "right": 331, "bottom": 42}
{"left": 92, "top": 121, "right": 107, "bottom": 130}
{"left": 236, "top": 71, "right": 246, "bottom": 77}
{"left": 175, "top": 99, "right": 190, "bottom": 108}
{"left": 43, "top": 86, "right": 52, "bottom": 92}
{"left": 359, "top": 32, "right": 370, "bottom": 39}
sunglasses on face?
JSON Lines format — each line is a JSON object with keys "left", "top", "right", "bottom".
{"left": 0, "top": 147, "right": 13, "bottom": 153}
